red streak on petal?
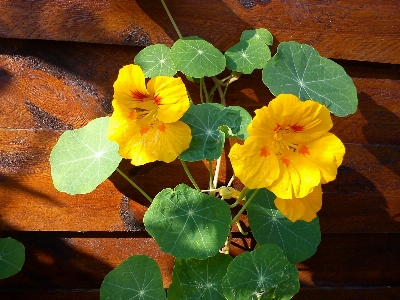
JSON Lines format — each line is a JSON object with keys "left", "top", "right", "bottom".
{"left": 260, "top": 146, "right": 269, "bottom": 157}
{"left": 273, "top": 124, "right": 281, "bottom": 131}
{"left": 282, "top": 157, "right": 290, "bottom": 167}
{"left": 154, "top": 95, "right": 162, "bottom": 105}
{"left": 158, "top": 123, "right": 166, "bottom": 132}
{"left": 131, "top": 90, "right": 148, "bottom": 101}
{"left": 291, "top": 124, "right": 304, "bottom": 132}
{"left": 299, "top": 145, "right": 310, "bottom": 155}
{"left": 140, "top": 127, "right": 149, "bottom": 135}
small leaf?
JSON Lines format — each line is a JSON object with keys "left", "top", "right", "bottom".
{"left": 144, "top": 184, "right": 231, "bottom": 259}
{"left": 180, "top": 104, "right": 251, "bottom": 162}
{"left": 134, "top": 44, "right": 177, "bottom": 77}
{"left": 50, "top": 117, "right": 122, "bottom": 195}
{"left": 100, "top": 255, "right": 166, "bottom": 300}
{"left": 0, "top": 237, "right": 25, "bottom": 279}
{"left": 170, "top": 36, "right": 226, "bottom": 78}
{"left": 262, "top": 41, "right": 357, "bottom": 117}
{"left": 168, "top": 254, "right": 232, "bottom": 300}
{"left": 225, "top": 39, "right": 271, "bottom": 74}
{"left": 222, "top": 244, "right": 299, "bottom": 300}
{"left": 241, "top": 28, "right": 273, "bottom": 46}
{"left": 247, "top": 189, "right": 321, "bottom": 264}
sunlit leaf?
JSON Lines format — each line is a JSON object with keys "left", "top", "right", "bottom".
{"left": 180, "top": 104, "right": 251, "bottom": 162}
{"left": 222, "top": 244, "right": 299, "bottom": 300}
{"left": 0, "top": 238, "right": 25, "bottom": 280}
{"left": 170, "top": 36, "right": 226, "bottom": 78}
{"left": 262, "top": 41, "right": 357, "bottom": 116}
{"left": 134, "top": 44, "right": 177, "bottom": 77}
{"left": 144, "top": 184, "right": 231, "bottom": 259}
{"left": 100, "top": 255, "right": 166, "bottom": 300}
{"left": 168, "top": 254, "right": 232, "bottom": 300}
{"left": 225, "top": 39, "right": 271, "bottom": 74}
{"left": 247, "top": 189, "right": 321, "bottom": 264}
{"left": 241, "top": 28, "right": 273, "bottom": 46}
{"left": 50, "top": 117, "right": 122, "bottom": 194}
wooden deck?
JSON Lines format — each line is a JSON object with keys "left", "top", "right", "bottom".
{"left": 0, "top": 1, "right": 399, "bottom": 299}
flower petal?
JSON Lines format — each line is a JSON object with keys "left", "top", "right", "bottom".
{"left": 229, "top": 137, "right": 280, "bottom": 189}
{"left": 274, "top": 198, "right": 305, "bottom": 222}
{"left": 147, "top": 76, "right": 190, "bottom": 123}
{"left": 304, "top": 133, "right": 345, "bottom": 183}
{"left": 113, "top": 64, "right": 150, "bottom": 106}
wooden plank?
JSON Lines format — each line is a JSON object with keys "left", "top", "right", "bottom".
{"left": 0, "top": 233, "right": 398, "bottom": 290}
{"left": 0, "top": 1, "right": 398, "bottom": 63}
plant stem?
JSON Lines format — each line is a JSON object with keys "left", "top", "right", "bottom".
{"left": 201, "top": 78, "right": 210, "bottom": 103}
{"left": 208, "top": 160, "right": 214, "bottom": 192}
{"left": 180, "top": 160, "right": 201, "bottom": 191}
{"left": 229, "top": 186, "right": 249, "bottom": 208}
{"left": 211, "top": 76, "right": 226, "bottom": 106}
{"left": 213, "top": 156, "right": 222, "bottom": 189}
{"left": 160, "top": 0, "right": 182, "bottom": 39}
{"left": 116, "top": 168, "right": 153, "bottom": 203}
{"left": 236, "top": 221, "right": 248, "bottom": 236}
{"left": 199, "top": 78, "right": 204, "bottom": 104}
{"left": 230, "top": 188, "right": 259, "bottom": 226}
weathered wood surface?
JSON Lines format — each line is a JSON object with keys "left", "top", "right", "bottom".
{"left": 0, "top": 1, "right": 400, "bottom": 299}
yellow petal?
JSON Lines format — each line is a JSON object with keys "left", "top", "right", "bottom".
{"left": 303, "top": 133, "right": 345, "bottom": 183}
{"left": 113, "top": 64, "right": 150, "bottom": 107}
{"left": 274, "top": 198, "right": 305, "bottom": 222}
{"left": 147, "top": 76, "right": 190, "bottom": 123}
{"left": 229, "top": 137, "right": 280, "bottom": 189}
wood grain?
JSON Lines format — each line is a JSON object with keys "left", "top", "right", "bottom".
{"left": 0, "top": 1, "right": 399, "bottom": 63}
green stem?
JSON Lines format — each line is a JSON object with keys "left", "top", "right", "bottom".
{"left": 201, "top": 78, "right": 210, "bottom": 103}
{"left": 236, "top": 221, "right": 248, "bottom": 236}
{"left": 230, "top": 188, "right": 260, "bottom": 226}
{"left": 229, "top": 186, "right": 249, "bottom": 208}
{"left": 199, "top": 78, "right": 204, "bottom": 104}
{"left": 211, "top": 76, "right": 225, "bottom": 106}
{"left": 180, "top": 160, "right": 201, "bottom": 191}
{"left": 213, "top": 156, "right": 222, "bottom": 189}
{"left": 208, "top": 160, "right": 214, "bottom": 192}
{"left": 160, "top": 0, "right": 182, "bottom": 39}
{"left": 116, "top": 168, "right": 153, "bottom": 203}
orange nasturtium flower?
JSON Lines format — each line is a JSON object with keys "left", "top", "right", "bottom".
{"left": 107, "top": 64, "right": 191, "bottom": 165}
{"left": 229, "top": 94, "right": 345, "bottom": 201}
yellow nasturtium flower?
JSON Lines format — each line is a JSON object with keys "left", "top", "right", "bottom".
{"left": 108, "top": 64, "right": 191, "bottom": 165}
{"left": 229, "top": 94, "right": 345, "bottom": 200}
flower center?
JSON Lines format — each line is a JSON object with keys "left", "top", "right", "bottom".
{"left": 273, "top": 124, "right": 304, "bottom": 154}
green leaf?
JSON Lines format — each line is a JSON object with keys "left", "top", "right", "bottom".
{"left": 225, "top": 39, "right": 271, "bottom": 74}
{"left": 0, "top": 237, "right": 25, "bottom": 279}
{"left": 168, "top": 254, "right": 232, "bottom": 300}
{"left": 222, "top": 244, "right": 299, "bottom": 300}
{"left": 246, "top": 189, "right": 321, "bottom": 264}
{"left": 134, "top": 44, "right": 177, "bottom": 77}
{"left": 262, "top": 41, "right": 358, "bottom": 117}
{"left": 179, "top": 104, "right": 251, "bottom": 162}
{"left": 100, "top": 255, "right": 166, "bottom": 300}
{"left": 144, "top": 184, "right": 231, "bottom": 259}
{"left": 241, "top": 28, "right": 273, "bottom": 46}
{"left": 170, "top": 36, "right": 226, "bottom": 78}
{"left": 50, "top": 117, "right": 122, "bottom": 195}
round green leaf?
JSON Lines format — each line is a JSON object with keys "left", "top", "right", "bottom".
{"left": 168, "top": 254, "right": 232, "bottom": 300}
{"left": 0, "top": 238, "right": 25, "bottom": 279}
{"left": 170, "top": 36, "right": 226, "bottom": 78}
{"left": 222, "top": 244, "right": 299, "bottom": 300}
{"left": 240, "top": 28, "right": 273, "bottom": 46}
{"left": 50, "top": 117, "right": 122, "bottom": 195}
{"left": 180, "top": 104, "right": 251, "bottom": 162}
{"left": 144, "top": 184, "right": 231, "bottom": 259}
{"left": 262, "top": 41, "right": 358, "bottom": 117}
{"left": 134, "top": 44, "right": 177, "bottom": 77}
{"left": 246, "top": 189, "right": 321, "bottom": 264}
{"left": 225, "top": 39, "right": 271, "bottom": 74}
{"left": 100, "top": 255, "right": 166, "bottom": 300}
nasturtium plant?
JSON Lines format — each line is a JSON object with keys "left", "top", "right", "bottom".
{"left": 100, "top": 255, "right": 166, "bottom": 300}
{"left": 50, "top": 117, "right": 122, "bottom": 194}
{"left": 0, "top": 237, "right": 25, "bottom": 280}
{"left": 262, "top": 41, "right": 358, "bottom": 117}
{"left": 144, "top": 184, "right": 231, "bottom": 259}
{"left": 49, "top": 1, "right": 358, "bottom": 298}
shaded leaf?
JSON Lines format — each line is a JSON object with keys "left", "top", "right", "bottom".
{"left": 100, "top": 255, "right": 166, "bottom": 300}
{"left": 50, "top": 117, "right": 122, "bottom": 194}
{"left": 144, "top": 184, "right": 231, "bottom": 259}
{"left": 0, "top": 238, "right": 25, "bottom": 280}
{"left": 168, "top": 254, "right": 232, "bottom": 300}
{"left": 241, "top": 28, "right": 273, "bottom": 46}
{"left": 262, "top": 41, "right": 357, "bottom": 116}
